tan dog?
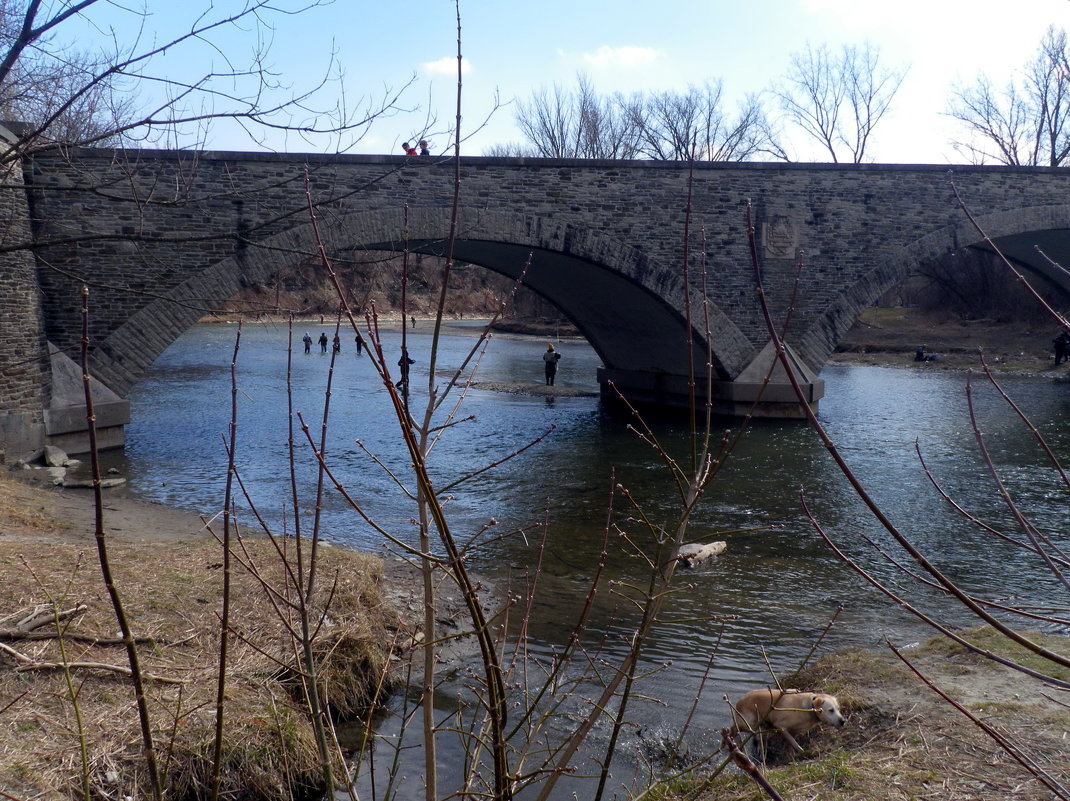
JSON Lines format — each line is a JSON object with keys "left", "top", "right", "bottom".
{"left": 730, "top": 688, "right": 845, "bottom": 761}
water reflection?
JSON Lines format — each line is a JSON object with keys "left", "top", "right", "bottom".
{"left": 125, "top": 323, "right": 1070, "bottom": 796}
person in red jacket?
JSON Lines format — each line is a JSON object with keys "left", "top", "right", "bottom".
{"left": 401, "top": 141, "right": 417, "bottom": 156}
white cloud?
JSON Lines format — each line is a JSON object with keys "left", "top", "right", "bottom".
{"left": 423, "top": 56, "right": 472, "bottom": 76}
{"left": 581, "top": 45, "right": 658, "bottom": 71}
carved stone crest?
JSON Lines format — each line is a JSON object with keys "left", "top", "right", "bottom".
{"left": 762, "top": 214, "right": 798, "bottom": 260}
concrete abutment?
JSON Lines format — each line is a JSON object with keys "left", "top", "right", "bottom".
{"left": 599, "top": 341, "right": 824, "bottom": 418}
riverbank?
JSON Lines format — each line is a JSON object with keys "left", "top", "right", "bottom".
{"left": 4, "top": 467, "right": 1068, "bottom": 800}
{"left": 203, "top": 303, "right": 1064, "bottom": 375}
{"left": 688, "top": 629, "right": 1070, "bottom": 801}
{"left": 831, "top": 306, "right": 1063, "bottom": 375}
{"left": 0, "top": 474, "right": 410, "bottom": 799}
{"left": 198, "top": 311, "right": 583, "bottom": 341}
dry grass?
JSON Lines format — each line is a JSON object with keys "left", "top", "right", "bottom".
{"left": 0, "top": 476, "right": 76, "bottom": 535}
{"left": 0, "top": 476, "right": 397, "bottom": 800}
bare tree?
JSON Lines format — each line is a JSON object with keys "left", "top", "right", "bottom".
{"left": 772, "top": 42, "right": 906, "bottom": 163}
{"left": 630, "top": 82, "right": 772, "bottom": 161}
{"left": 0, "top": 1, "right": 138, "bottom": 145}
{"left": 909, "top": 247, "right": 1070, "bottom": 323}
{"left": 0, "top": 0, "right": 410, "bottom": 156}
{"left": 481, "top": 141, "right": 535, "bottom": 156}
{"left": 512, "top": 73, "right": 640, "bottom": 158}
{"left": 510, "top": 73, "right": 773, "bottom": 161}
{"left": 948, "top": 26, "right": 1070, "bottom": 166}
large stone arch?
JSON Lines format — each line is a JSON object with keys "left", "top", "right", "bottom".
{"left": 799, "top": 204, "right": 1070, "bottom": 368}
{"left": 91, "top": 207, "right": 758, "bottom": 396}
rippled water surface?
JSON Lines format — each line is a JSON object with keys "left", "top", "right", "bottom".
{"left": 123, "top": 322, "right": 1070, "bottom": 797}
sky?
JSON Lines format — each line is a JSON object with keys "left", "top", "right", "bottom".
{"left": 64, "top": 0, "right": 1070, "bottom": 163}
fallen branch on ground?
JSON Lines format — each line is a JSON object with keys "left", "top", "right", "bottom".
{"left": 0, "top": 641, "right": 186, "bottom": 684}
{"left": 0, "top": 603, "right": 86, "bottom": 635}
{"left": 0, "top": 602, "right": 165, "bottom": 645}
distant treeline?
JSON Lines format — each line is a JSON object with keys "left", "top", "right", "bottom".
{"left": 213, "top": 254, "right": 567, "bottom": 323}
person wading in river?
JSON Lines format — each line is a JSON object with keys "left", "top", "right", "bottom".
{"left": 395, "top": 347, "right": 416, "bottom": 402}
{"left": 543, "top": 343, "right": 561, "bottom": 386}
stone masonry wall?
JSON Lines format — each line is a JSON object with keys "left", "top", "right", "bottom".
{"left": 21, "top": 149, "right": 1070, "bottom": 398}
{"left": 0, "top": 153, "right": 49, "bottom": 461}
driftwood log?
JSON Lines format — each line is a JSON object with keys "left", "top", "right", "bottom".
{"left": 676, "top": 541, "right": 727, "bottom": 568}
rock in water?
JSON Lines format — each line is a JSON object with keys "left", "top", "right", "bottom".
{"left": 44, "top": 445, "right": 68, "bottom": 467}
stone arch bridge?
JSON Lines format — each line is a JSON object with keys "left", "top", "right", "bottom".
{"left": 3, "top": 143, "right": 1070, "bottom": 458}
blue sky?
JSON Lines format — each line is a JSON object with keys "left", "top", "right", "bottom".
{"left": 70, "top": 0, "right": 1070, "bottom": 162}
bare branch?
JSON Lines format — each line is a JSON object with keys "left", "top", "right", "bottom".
{"left": 0, "top": 0, "right": 410, "bottom": 154}
{"left": 949, "top": 26, "right": 1070, "bottom": 166}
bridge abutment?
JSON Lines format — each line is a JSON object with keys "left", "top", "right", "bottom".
{"left": 598, "top": 341, "right": 824, "bottom": 418}
{"left": 43, "top": 344, "right": 130, "bottom": 455}
{"left": 0, "top": 128, "right": 130, "bottom": 464}
{"left": 0, "top": 134, "right": 51, "bottom": 464}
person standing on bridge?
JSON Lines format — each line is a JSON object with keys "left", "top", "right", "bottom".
{"left": 543, "top": 343, "right": 561, "bottom": 386}
{"left": 401, "top": 141, "right": 417, "bottom": 156}
{"left": 418, "top": 139, "right": 430, "bottom": 156}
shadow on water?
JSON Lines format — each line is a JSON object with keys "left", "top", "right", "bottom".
{"left": 123, "top": 323, "right": 1070, "bottom": 797}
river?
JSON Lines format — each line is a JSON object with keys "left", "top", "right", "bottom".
{"left": 119, "top": 320, "right": 1070, "bottom": 798}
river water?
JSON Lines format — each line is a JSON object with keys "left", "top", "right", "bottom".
{"left": 121, "top": 321, "right": 1070, "bottom": 797}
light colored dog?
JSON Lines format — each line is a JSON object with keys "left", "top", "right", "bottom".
{"left": 730, "top": 688, "right": 845, "bottom": 761}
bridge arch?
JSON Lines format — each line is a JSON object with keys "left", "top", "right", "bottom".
{"left": 800, "top": 204, "right": 1070, "bottom": 368}
{"left": 18, "top": 151, "right": 1070, "bottom": 460}
{"left": 92, "top": 206, "right": 757, "bottom": 397}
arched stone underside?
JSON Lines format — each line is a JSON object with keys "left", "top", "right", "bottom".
{"left": 91, "top": 208, "right": 760, "bottom": 398}
{"left": 18, "top": 151, "right": 1070, "bottom": 464}
{"left": 800, "top": 205, "right": 1070, "bottom": 369}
